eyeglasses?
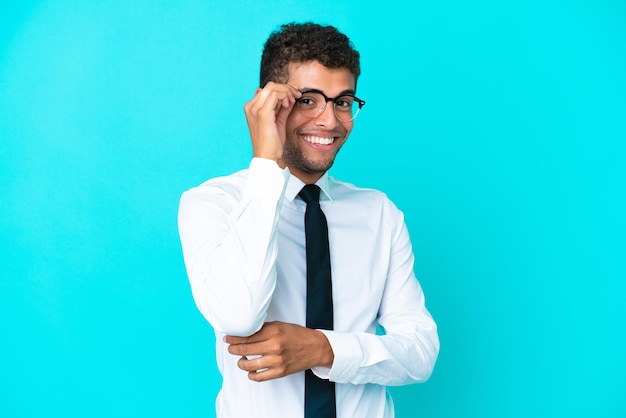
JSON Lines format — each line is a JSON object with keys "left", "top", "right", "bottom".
{"left": 295, "top": 89, "right": 366, "bottom": 122}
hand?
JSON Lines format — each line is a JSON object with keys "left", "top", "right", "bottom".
{"left": 224, "top": 321, "right": 334, "bottom": 382}
{"left": 243, "top": 83, "right": 301, "bottom": 163}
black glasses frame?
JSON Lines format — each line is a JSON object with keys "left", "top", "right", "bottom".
{"left": 297, "top": 88, "right": 366, "bottom": 121}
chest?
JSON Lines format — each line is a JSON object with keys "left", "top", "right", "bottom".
{"left": 272, "top": 201, "right": 393, "bottom": 331}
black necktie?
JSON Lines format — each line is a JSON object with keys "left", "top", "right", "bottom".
{"left": 298, "top": 184, "right": 336, "bottom": 418}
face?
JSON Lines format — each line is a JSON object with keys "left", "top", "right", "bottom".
{"left": 281, "top": 61, "right": 356, "bottom": 184}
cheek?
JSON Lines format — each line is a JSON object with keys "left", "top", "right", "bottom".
{"left": 285, "top": 112, "right": 306, "bottom": 133}
{"left": 341, "top": 121, "right": 354, "bottom": 136}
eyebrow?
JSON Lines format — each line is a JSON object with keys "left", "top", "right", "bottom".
{"left": 300, "top": 87, "right": 356, "bottom": 96}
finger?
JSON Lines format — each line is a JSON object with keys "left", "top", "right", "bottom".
{"left": 223, "top": 334, "right": 250, "bottom": 345}
{"left": 278, "top": 87, "right": 298, "bottom": 113}
{"left": 247, "top": 365, "right": 288, "bottom": 382}
{"left": 238, "top": 352, "right": 288, "bottom": 373}
{"left": 266, "top": 81, "right": 300, "bottom": 95}
{"left": 246, "top": 90, "right": 291, "bottom": 118}
{"left": 255, "top": 83, "right": 300, "bottom": 107}
{"left": 224, "top": 332, "right": 267, "bottom": 346}
{"left": 280, "top": 95, "right": 294, "bottom": 109}
{"left": 223, "top": 322, "right": 277, "bottom": 345}
{"left": 283, "top": 84, "right": 302, "bottom": 105}
{"left": 285, "top": 83, "right": 302, "bottom": 96}
{"left": 224, "top": 322, "right": 283, "bottom": 346}
{"left": 276, "top": 97, "right": 296, "bottom": 123}
{"left": 227, "top": 340, "right": 269, "bottom": 357}
{"left": 237, "top": 355, "right": 268, "bottom": 373}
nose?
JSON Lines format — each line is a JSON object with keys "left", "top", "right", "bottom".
{"left": 313, "top": 101, "right": 339, "bottom": 127}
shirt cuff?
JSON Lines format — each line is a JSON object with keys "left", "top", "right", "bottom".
{"left": 241, "top": 158, "right": 289, "bottom": 201}
{"left": 314, "top": 330, "right": 364, "bottom": 383}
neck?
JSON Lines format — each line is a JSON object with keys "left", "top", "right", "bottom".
{"left": 290, "top": 169, "right": 325, "bottom": 185}
{"left": 278, "top": 161, "right": 326, "bottom": 185}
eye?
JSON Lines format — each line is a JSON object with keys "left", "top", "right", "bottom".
{"left": 296, "top": 96, "right": 318, "bottom": 108}
{"left": 335, "top": 96, "right": 354, "bottom": 110}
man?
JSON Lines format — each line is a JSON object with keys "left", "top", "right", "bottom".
{"left": 178, "top": 22, "right": 439, "bottom": 418}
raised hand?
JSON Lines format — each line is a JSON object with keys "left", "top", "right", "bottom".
{"left": 243, "top": 82, "right": 301, "bottom": 164}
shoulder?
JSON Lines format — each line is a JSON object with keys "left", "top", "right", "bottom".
{"left": 180, "top": 168, "right": 249, "bottom": 207}
{"left": 329, "top": 176, "right": 396, "bottom": 205}
{"left": 327, "top": 176, "right": 404, "bottom": 219}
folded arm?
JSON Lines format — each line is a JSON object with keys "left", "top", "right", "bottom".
{"left": 178, "top": 159, "right": 289, "bottom": 336}
{"left": 320, "top": 206, "right": 439, "bottom": 386}
{"left": 223, "top": 202, "right": 439, "bottom": 386}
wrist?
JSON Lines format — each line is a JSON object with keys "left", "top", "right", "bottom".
{"left": 253, "top": 144, "right": 282, "bottom": 162}
{"left": 315, "top": 329, "right": 335, "bottom": 368}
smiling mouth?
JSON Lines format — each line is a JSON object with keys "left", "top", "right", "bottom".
{"left": 301, "top": 134, "right": 336, "bottom": 146}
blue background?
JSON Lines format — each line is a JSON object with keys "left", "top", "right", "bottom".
{"left": 1, "top": 1, "right": 625, "bottom": 417}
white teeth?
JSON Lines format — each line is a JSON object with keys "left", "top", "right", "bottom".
{"left": 303, "top": 135, "right": 334, "bottom": 145}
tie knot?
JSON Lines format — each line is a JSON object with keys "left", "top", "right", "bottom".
{"left": 298, "top": 184, "right": 321, "bottom": 204}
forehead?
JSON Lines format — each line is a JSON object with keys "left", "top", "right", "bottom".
{"left": 286, "top": 61, "right": 355, "bottom": 93}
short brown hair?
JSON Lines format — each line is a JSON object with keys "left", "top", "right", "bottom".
{"left": 259, "top": 22, "right": 361, "bottom": 87}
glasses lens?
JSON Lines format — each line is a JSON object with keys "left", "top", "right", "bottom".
{"left": 334, "top": 96, "right": 359, "bottom": 122}
{"left": 296, "top": 92, "right": 325, "bottom": 118}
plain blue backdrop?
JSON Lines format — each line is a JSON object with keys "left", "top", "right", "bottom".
{"left": 1, "top": 1, "right": 625, "bottom": 417}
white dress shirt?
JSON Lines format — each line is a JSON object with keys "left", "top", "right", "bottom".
{"left": 178, "top": 158, "right": 439, "bottom": 418}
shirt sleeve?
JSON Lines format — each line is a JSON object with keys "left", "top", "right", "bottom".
{"left": 178, "top": 158, "right": 289, "bottom": 336}
{"left": 316, "top": 203, "right": 439, "bottom": 386}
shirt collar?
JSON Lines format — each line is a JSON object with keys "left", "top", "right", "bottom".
{"left": 284, "top": 169, "right": 333, "bottom": 203}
